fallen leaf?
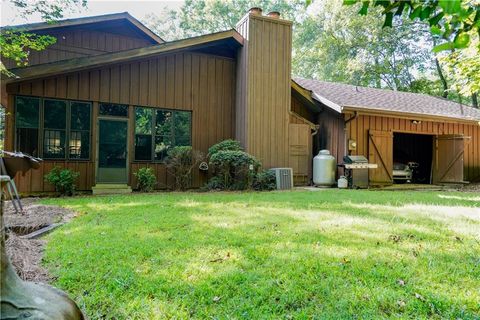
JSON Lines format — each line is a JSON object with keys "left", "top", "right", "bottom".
{"left": 414, "top": 293, "right": 425, "bottom": 301}
{"left": 397, "top": 300, "right": 406, "bottom": 308}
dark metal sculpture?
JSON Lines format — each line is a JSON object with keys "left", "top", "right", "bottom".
{"left": 0, "top": 153, "right": 84, "bottom": 319}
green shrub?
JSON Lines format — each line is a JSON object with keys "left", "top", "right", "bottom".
{"left": 44, "top": 166, "right": 80, "bottom": 196}
{"left": 208, "top": 149, "right": 260, "bottom": 190}
{"left": 253, "top": 170, "right": 277, "bottom": 191}
{"left": 165, "top": 146, "right": 203, "bottom": 191}
{"left": 133, "top": 167, "right": 157, "bottom": 192}
{"left": 202, "top": 176, "right": 225, "bottom": 191}
{"left": 207, "top": 139, "right": 243, "bottom": 156}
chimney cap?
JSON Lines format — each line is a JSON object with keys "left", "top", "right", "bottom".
{"left": 248, "top": 7, "right": 263, "bottom": 15}
{"left": 267, "top": 11, "right": 281, "bottom": 19}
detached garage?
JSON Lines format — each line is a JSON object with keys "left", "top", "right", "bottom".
{"left": 293, "top": 78, "right": 480, "bottom": 185}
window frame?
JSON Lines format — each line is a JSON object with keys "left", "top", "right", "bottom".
{"left": 14, "top": 96, "right": 41, "bottom": 157}
{"left": 14, "top": 95, "right": 92, "bottom": 161}
{"left": 133, "top": 106, "right": 192, "bottom": 163}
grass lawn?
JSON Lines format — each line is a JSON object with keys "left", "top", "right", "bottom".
{"left": 42, "top": 190, "right": 480, "bottom": 319}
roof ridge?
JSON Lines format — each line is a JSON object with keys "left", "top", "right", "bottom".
{"left": 293, "top": 77, "right": 480, "bottom": 121}
{"left": 293, "top": 76, "right": 475, "bottom": 110}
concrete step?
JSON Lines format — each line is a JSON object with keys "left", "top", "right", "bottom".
{"left": 92, "top": 184, "right": 132, "bottom": 195}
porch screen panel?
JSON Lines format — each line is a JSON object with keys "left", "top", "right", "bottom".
{"left": 15, "top": 96, "right": 40, "bottom": 156}
{"left": 155, "top": 110, "right": 174, "bottom": 161}
{"left": 70, "top": 102, "right": 91, "bottom": 159}
{"left": 134, "top": 107, "right": 192, "bottom": 162}
{"left": 174, "top": 111, "right": 192, "bottom": 147}
{"left": 134, "top": 107, "right": 153, "bottom": 161}
{"left": 43, "top": 100, "right": 67, "bottom": 159}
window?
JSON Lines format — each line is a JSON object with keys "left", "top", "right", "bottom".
{"left": 99, "top": 103, "right": 128, "bottom": 117}
{"left": 43, "top": 100, "right": 66, "bottom": 158}
{"left": 15, "top": 96, "right": 40, "bottom": 156}
{"left": 70, "top": 102, "right": 91, "bottom": 159}
{"left": 14, "top": 96, "right": 91, "bottom": 160}
{"left": 134, "top": 107, "right": 192, "bottom": 161}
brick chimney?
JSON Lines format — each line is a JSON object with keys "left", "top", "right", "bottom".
{"left": 235, "top": 8, "right": 292, "bottom": 168}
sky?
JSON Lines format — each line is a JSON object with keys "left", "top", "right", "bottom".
{"left": 0, "top": 0, "right": 184, "bottom": 27}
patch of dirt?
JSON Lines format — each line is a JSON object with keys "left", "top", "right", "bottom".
{"left": 461, "top": 183, "right": 480, "bottom": 193}
{"left": 3, "top": 198, "right": 76, "bottom": 283}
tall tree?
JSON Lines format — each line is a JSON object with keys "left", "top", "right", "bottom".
{"left": 144, "top": 0, "right": 306, "bottom": 41}
{"left": 294, "top": 0, "right": 436, "bottom": 91}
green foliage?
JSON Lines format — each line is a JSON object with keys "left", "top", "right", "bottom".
{"left": 295, "top": 1, "right": 435, "bottom": 91}
{"left": 440, "top": 35, "right": 480, "bottom": 97}
{"left": 341, "top": 0, "right": 480, "bottom": 52}
{"left": 207, "top": 139, "right": 243, "bottom": 156}
{"left": 203, "top": 175, "right": 226, "bottom": 191}
{"left": 206, "top": 140, "right": 260, "bottom": 190}
{"left": 209, "top": 149, "right": 260, "bottom": 190}
{"left": 165, "top": 146, "right": 203, "bottom": 191}
{"left": 43, "top": 190, "right": 480, "bottom": 318}
{"left": 252, "top": 169, "right": 277, "bottom": 191}
{"left": 1, "top": 0, "right": 87, "bottom": 75}
{"left": 44, "top": 166, "right": 79, "bottom": 196}
{"left": 144, "top": 0, "right": 306, "bottom": 41}
{"left": 133, "top": 167, "right": 157, "bottom": 192}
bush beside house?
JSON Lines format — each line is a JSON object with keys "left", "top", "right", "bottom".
{"left": 44, "top": 167, "right": 80, "bottom": 196}
{"left": 206, "top": 139, "right": 275, "bottom": 191}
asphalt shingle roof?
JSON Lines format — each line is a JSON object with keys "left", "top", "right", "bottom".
{"left": 294, "top": 77, "right": 480, "bottom": 121}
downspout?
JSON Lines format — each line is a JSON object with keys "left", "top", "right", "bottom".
{"left": 344, "top": 111, "right": 358, "bottom": 156}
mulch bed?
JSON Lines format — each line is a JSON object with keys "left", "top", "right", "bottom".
{"left": 3, "top": 198, "right": 76, "bottom": 283}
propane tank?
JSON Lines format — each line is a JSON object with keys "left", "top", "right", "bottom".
{"left": 313, "top": 150, "right": 336, "bottom": 186}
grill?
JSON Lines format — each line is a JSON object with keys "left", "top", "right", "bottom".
{"left": 341, "top": 155, "right": 378, "bottom": 189}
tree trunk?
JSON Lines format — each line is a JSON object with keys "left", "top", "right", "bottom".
{"left": 434, "top": 58, "right": 449, "bottom": 98}
{"left": 472, "top": 92, "right": 478, "bottom": 108}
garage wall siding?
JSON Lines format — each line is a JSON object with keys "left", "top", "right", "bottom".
{"left": 5, "top": 52, "right": 236, "bottom": 193}
{"left": 346, "top": 114, "right": 480, "bottom": 182}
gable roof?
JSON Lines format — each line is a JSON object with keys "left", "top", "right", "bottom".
{"left": 4, "top": 29, "right": 243, "bottom": 83}
{"left": 294, "top": 77, "right": 480, "bottom": 122}
{"left": 1, "top": 12, "right": 164, "bottom": 44}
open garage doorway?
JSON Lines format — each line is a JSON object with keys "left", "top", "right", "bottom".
{"left": 393, "top": 133, "right": 433, "bottom": 184}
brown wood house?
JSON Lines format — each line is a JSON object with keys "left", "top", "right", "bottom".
{"left": 1, "top": 10, "right": 479, "bottom": 194}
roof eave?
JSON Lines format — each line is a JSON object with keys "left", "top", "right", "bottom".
{"left": 1, "top": 12, "right": 164, "bottom": 44}
{"left": 3, "top": 29, "right": 244, "bottom": 84}
{"left": 342, "top": 105, "right": 480, "bottom": 125}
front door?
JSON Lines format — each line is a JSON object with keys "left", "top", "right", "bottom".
{"left": 97, "top": 119, "right": 128, "bottom": 184}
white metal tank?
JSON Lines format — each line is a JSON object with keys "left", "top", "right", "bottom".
{"left": 313, "top": 150, "right": 336, "bottom": 186}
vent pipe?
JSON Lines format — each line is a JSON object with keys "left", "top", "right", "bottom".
{"left": 248, "top": 7, "right": 263, "bottom": 15}
{"left": 267, "top": 11, "right": 280, "bottom": 19}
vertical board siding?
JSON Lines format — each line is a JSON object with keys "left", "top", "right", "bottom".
{"left": 346, "top": 114, "right": 480, "bottom": 182}
{"left": 5, "top": 52, "right": 236, "bottom": 193}
{"left": 235, "top": 15, "right": 292, "bottom": 169}
{"left": 2, "top": 29, "right": 154, "bottom": 69}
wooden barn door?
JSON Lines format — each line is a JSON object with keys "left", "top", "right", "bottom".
{"left": 289, "top": 124, "right": 312, "bottom": 185}
{"left": 368, "top": 130, "right": 393, "bottom": 184}
{"left": 433, "top": 135, "right": 469, "bottom": 184}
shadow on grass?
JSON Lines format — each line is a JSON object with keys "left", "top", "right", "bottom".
{"left": 42, "top": 191, "right": 480, "bottom": 319}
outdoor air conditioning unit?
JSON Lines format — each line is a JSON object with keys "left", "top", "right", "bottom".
{"left": 270, "top": 168, "right": 293, "bottom": 190}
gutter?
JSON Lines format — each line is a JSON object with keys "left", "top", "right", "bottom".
{"left": 342, "top": 106, "right": 480, "bottom": 125}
